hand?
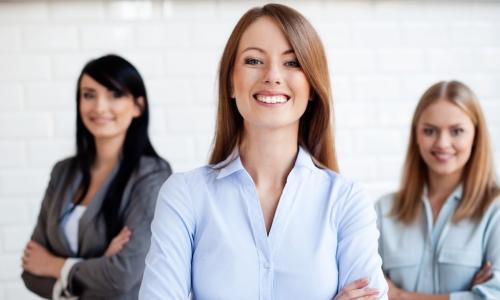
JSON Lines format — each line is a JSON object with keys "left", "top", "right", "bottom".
{"left": 472, "top": 261, "right": 493, "bottom": 287}
{"left": 22, "top": 240, "right": 64, "bottom": 279}
{"left": 387, "top": 279, "right": 404, "bottom": 300}
{"left": 104, "top": 226, "right": 131, "bottom": 257}
{"left": 334, "top": 278, "right": 379, "bottom": 300}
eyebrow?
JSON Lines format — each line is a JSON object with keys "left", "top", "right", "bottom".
{"left": 81, "top": 87, "right": 96, "bottom": 92}
{"left": 422, "top": 122, "right": 464, "bottom": 128}
{"left": 241, "top": 47, "right": 295, "bottom": 55}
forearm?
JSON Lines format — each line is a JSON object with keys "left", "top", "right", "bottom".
{"left": 400, "top": 291, "right": 448, "bottom": 300}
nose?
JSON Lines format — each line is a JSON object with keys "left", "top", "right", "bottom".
{"left": 435, "top": 132, "right": 451, "bottom": 149}
{"left": 263, "top": 62, "right": 282, "bottom": 85}
{"left": 95, "top": 96, "right": 109, "bottom": 113}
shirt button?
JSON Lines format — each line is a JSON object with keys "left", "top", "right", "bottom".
{"left": 263, "top": 263, "right": 271, "bottom": 269}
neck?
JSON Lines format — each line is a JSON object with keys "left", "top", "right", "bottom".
{"left": 93, "top": 135, "right": 124, "bottom": 170}
{"left": 239, "top": 125, "right": 298, "bottom": 188}
{"left": 427, "top": 169, "right": 462, "bottom": 203}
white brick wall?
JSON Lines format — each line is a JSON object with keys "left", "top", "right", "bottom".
{"left": 1, "top": 1, "right": 499, "bottom": 298}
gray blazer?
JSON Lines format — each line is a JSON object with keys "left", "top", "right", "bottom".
{"left": 22, "top": 156, "right": 172, "bottom": 299}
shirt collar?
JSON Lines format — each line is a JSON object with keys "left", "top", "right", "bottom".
{"left": 422, "top": 184, "right": 463, "bottom": 203}
{"left": 213, "top": 145, "right": 318, "bottom": 180}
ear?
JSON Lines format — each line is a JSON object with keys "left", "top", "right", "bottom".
{"left": 133, "top": 96, "right": 145, "bottom": 117}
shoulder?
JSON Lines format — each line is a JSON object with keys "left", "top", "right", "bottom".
{"left": 135, "top": 156, "right": 172, "bottom": 178}
{"left": 316, "top": 168, "right": 365, "bottom": 203}
{"left": 49, "top": 156, "right": 77, "bottom": 179}
{"left": 375, "top": 192, "right": 397, "bottom": 214}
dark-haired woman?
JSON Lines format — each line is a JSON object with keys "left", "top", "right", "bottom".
{"left": 140, "top": 4, "right": 386, "bottom": 300}
{"left": 21, "top": 54, "right": 172, "bottom": 299}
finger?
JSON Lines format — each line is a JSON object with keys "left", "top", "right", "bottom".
{"left": 342, "top": 278, "right": 370, "bottom": 291}
{"left": 474, "top": 271, "right": 493, "bottom": 285}
{"left": 343, "top": 288, "right": 379, "bottom": 299}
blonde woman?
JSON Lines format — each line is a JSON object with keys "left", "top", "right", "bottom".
{"left": 376, "top": 81, "right": 500, "bottom": 300}
{"left": 140, "top": 3, "right": 387, "bottom": 300}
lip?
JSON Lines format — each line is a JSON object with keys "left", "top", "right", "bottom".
{"left": 431, "top": 151, "right": 455, "bottom": 163}
{"left": 90, "top": 116, "right": 114, "bottom": 124}
{"left": 252, "top": 90, "right": 291, "bottom": 106}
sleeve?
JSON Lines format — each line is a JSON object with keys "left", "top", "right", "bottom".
{"left": 334, "top": 183, "right": 389, "bottom": 299}
{"left": 450, "top": 204, "right": 500, "bottom": 300}
{"left": 65, "top": 168, "right": 171, "bottom": 296}
{"left": 139, "top": 173, "right": 195, "bottom": 300}
{"left": 21, "top": 163, "right": 61, "bottom": 299}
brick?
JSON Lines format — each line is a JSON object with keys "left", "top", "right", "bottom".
{"left": 24, "top": 82, "right": 75, "bottom": 111}
{"left": 0, "top": 142, "right": 25, "bottom": 168}
{"left": 427, "top": 48, "right": 475, "bottom": 72}
{"left": 163, "top": 1, "right": 216, "bottom": 20}
{"left": 148, "top": 78, "right": 192, "bottom": 105}
{"left": 191, "top": 78, "right": 217, "bottom": 105}
{"left": 353, "top": 76, "right": 401, "bottom": 101}
{"left": 0, "top": 169, "right": 48, "bottom": 197}
{"left": 336, "top": 102, "right": 378, "bottom": 129}
{"left": 372, "top": 1, "right": 424, "bottom": 21}
{"left": 0, "top": 28, "right": 21, "bottom": 51}
{"left": 194, "top": 135, "right": 214, "bottom": 163}
{"left": 190, "top": 23, "right": 233, "bottom": 49}
{"left": 0, "top": 201, "right": 29, "bottom": 226}
{"left": 401, "top": 22, "right": 450, "bottom": 47}
{"left": 316, "top": 23, "right": 351, "bottom": 49}
{"left": 0, "top": 84, "right": 22, "bottom": 111}
{"left": 0, "top": 2, "right": 48, "bottom": 22}
{"left": 376, "top": 102, "right": 415, "bottom": 128}
{"left": 107, "top": 0, "right": 157, "bottom": 20}
{"left": 137, "top": 23, "right": 190, "bottom": 49}
{"left": 353, "top": 22, "right": 402, "bottom": 47}
{"left": 27, "top": 140, "right": 73, "bottom": 168}
{"left": 331, "top": 76, "right": 352, "bottom": 102}
{"left": 53, "top": 112, "right": 76, "bottom": 138}
{"left": 81, "top": 26, "right": 135, "bottom": 50}
{"left": 165, "top": 107, "right": 215, "bottom": 134}
{"left": 151, "top": 135, "right": 194, "bottom": 161}
{"left": 52, "top": 54, "right": 92, "bottom": 80}
{"left": 0, "top": 55, "right": 50, "bottom": 81}
{"left": 475, "top": 48, "right": 500, "bottom": 71}
{"left": 0, "top": 113, "right": 53, "bottom": 139}
{"left": 328, "top": 48, "right": 376, "bottom": 74}
{"left": 165, "top": 51, "right": 219, "bottom": 77}
{"left": 451, "top": 23, "right": 500, "bottom": 47}
{"left": 23, "top": 26, "right": 78, "bottom": 50}
{"left": 424, "top": 2, "right": 473, "bottom": 21}
{"left": 4, "top": 281, "right": 41, "bottom": 300}
{"left": 149, "top": 108, "right": 167, "bottom": 135}
{"left": 323, "top": 1, "right": 372, "bottom": 21}
{"left": 50, "top": 1, "right": 105, "bottom": 20}
{"left": 0, "top": 255, "right": 22, "bottom": 280}
{"left": 377, "top": 49, "right": 424, "bottom": 72}
{"left": 3, "top": 225, "right": 32, "bottom": 252}
{"left": 124, "top": 53, "right": 165, "bottom": 78}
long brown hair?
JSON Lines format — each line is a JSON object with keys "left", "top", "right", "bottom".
{"left": 209, "top": 3, "right": 338, "bottom": 171}
{"left": 392, "top": 80, "right": 500, "bottom": 223}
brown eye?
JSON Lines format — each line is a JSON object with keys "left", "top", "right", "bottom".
{"left": 285, "top": 60, "right": 300, "bottom": 68}
{"left": 451, "top": 128, "right": 464, "bottom": 136}
{"left": 82, "top": 92, "right": 95, "bottom": 100}
{"left": 245, "top": 58, "right": 263, "bottom": 65}
{"left": 423, "top": 128, "right": 435, "bottom": 136}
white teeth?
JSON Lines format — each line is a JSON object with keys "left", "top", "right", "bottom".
{"left": 255, "top": 95, "right": 288, "bottom": 104}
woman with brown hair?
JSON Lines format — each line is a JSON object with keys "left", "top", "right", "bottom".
{"left": 376, "top": 81, "right": 500, "bottom": 300}
{"left": 140, "top": 4, "right": 387, "bottom": 299}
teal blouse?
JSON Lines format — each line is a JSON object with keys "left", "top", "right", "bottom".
{"left": 376, "top": 187, "right": 500, "bottom": 300}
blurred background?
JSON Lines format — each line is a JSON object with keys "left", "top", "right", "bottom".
{"left": 0, "top": 0, "right": 499, "bottom": 298}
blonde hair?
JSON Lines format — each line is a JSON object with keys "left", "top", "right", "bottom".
{"left": 392, "top": 80, "right": 500, "bottom": 223}
{"left": 209, "top": 3, "right": 338, "bottom": 171}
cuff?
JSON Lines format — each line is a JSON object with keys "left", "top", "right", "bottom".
{"left": 52, "top": 279, "right": 64, "bottom": 299}
{"left": 60, "top": 258, "right": 82, "bottom": 293}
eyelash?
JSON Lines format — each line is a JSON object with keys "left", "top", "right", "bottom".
{"left": 422, "top": 128, "right": 465, "bottom": 136}
{"left": 244, "top": 57, "right": 301, "bottom": 68}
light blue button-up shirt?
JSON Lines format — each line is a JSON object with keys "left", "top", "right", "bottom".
{"left": 376, "top": 187, "right": 500, "bottom": 300}
{"left": 140, "top": 147, "right": 388, "bottom": 300}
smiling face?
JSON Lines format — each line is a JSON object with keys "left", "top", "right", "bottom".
{"left": 79, "top": 74, "right": 142, "bottom": 141}
{"left": 416, "top": 99, "right": 475, "bottom": 179}
{"left": 231, "top": 16, "right": 311, "bottom": 132}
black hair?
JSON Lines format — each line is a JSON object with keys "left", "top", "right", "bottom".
{"left": 69, "top": 54, "right": 159, "bottom": 243}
